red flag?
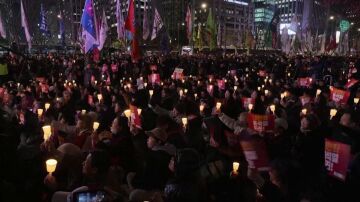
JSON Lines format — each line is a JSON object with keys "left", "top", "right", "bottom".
{"left": 325, "top": 139, "right": 351, "bottom": 181}
{"left": 125, "top": 0, "right": 140, "bottom": 61}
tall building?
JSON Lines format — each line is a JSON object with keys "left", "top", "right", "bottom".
{"left": 193, "top": 0, "right": 255, "bottom": 48}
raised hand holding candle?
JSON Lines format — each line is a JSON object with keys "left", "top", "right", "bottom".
{"left": 233, "top": 162, "right": 240, "bottom": 174}
{"left": 216, "top": 102, "right": 222, "bottom": 110}
{"left": 330, "top": 109, "right": 337, "bottom": 119}
{"left": 42, "top": 125, "right": 51, "bottom": 141}
{"left": 46, "top": 159, "right": 57, "bottom": 175}
{"left": 37, "top": 108, "right": 44, "bottom": 117}
{"left": 302, "top": 108, "right": 307, "bottom": 115}
{"left": 182, "top": 117, "right": 188, "bottom": 128}
{"left": 248, "top": 103, "right": 253, "bottom": 111}
{"left": 45, "top": 103, "right": 50, "bottom": 111}
{"left": 354, "top": 98, "right": 359, "bottom": 104}
{"left": 93, "top": 122, "right": 100, "bottom": 131}
{"left": 270, "top": 105, "right": 275, "bottom": 113}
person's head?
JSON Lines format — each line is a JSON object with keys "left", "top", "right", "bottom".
{"left": 340, "top": 112, "right": 356, "bottom": 128}
{"left": 300, "top": 114, "right": 319, "bottom": 132}
{"left": 82, "top": 150, "right": 111, "bottom": 177}
{"left": 110, "top": 115, "right": 129, "bottom": 134}
{"left": 76, "top": 114, "right": 93, "bottom": 131}
{"left": 146, "top": 128, "right": 168, "bottom": 149}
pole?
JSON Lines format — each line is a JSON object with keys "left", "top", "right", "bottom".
{"left": 191, "top": 0, "right": 194, "bottom": 49}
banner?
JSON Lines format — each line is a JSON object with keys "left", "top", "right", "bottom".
{"left": 298, "top": 77, "right": 312, "bottom": 87}
{"left": 240, "top": 138, "right": 270, "bottom": 171}
{"left": 345, "top": 79, "right": 358, "bottom": 89}
{"left": 217, "top": 79, "right": 225, "bottom": 90}
{"left": 241, "top": 97, "right": 255, "bottom": 109}
{"left": 172, "top": 68, "right": 184, "bottom": 80}
{"left": 325, "top": 139, "right": 351, "bottom": 181}
{"left": 148, "top": 74, "right": 160, "bottom": 85}
{"left": 330, "top": 87, "right": 350, "bottom": 104}
{"left": 247, "top": 113, "right": 275, "bottom": 133}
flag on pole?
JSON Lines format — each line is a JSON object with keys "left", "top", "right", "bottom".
{"left": 142, "top": 0, "right": 150, "bottom": 40}
{"left": 116, "top": 0, "right": 125, "bottom": 40}
{"left": 98, "top": 10, "right": 108, "bottom": 50}
{"left": 21, "top": 0, "right": 31, "bottom": 50}
{"left": 206, "top": 8, "right": 217, "bottom": 51}
{"left": 0, "top": 12, "right": 6, "bottom": 39}
{"left": 185, "top": 5, "right": 192, "bottom": 42}
{"left": 59, "top": 12, "right": 65, "bottom": 46}
{"left": 81, "top": 0, "right": 98, "bottom": 53}
{"left": 125, "top": 0, "right": 140, "bottom": 61}
{"left": 151, "top": 8, "right": 164, "bottom": 40}
{"left": 40, "top": 4, "right": 50, "bottom": 36}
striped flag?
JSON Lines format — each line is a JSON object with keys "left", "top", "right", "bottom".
{"left": 142, "top": 0, "right": 150, "bottom": 40}
{"left": 116, "top": 0, "right": 125, "bottom": 40}
{"left": 125, "top": 0, "right": 140, "bottom": 61}
{"left": 0, "top": 11, "right": 6, "bottom": 39}
{"left": 98, "top": 10, "right": 108, "bottom": 50}
{"left": 21, "top": 0, "right": 31, "bottom": 50}
{"left": 40, "top": 4, "right": 50, "bottom": 36}
{"left": 151, "top": 8, "right": 164, "bottom": 40}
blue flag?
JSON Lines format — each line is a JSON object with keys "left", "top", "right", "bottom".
{"left": 81, "top": 0, "right": 97, "bottom": 53}
{"left": 40, "top": 4, "right": 50, "bottom": 36}
{"left": 59, "top": 13, "right": 65, "bottom": 46}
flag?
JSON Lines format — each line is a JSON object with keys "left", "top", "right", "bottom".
{"left": 21, "top": 0, "right": 31, "bottom": 50}
{"left": 81, "top": 0, "right": 98, "bottom": 53}
{"left": 281, "top": 27, "right": 289, "bottom": 53}
{"left": 0, "top": 11, "right": 6, "bottom": 39}
{"left": 40, "top": 4, "right": 50, "bottom": 36}
{"left": 289, "top": 15, "right": 298, "bottom": 33}
{"left": 125, "top": 0, "right": 140, "bottom": 61}
{"left": 142, "top": 0, "right": 150, "bottom": 40}
{"left": 269, "top": 10, "right": 280, "bottom": 49}
{"left": 98, "top": 10, "right": 108, "bottom": 50}
{"left": 206, "top": 8, "right": 217, "bottom": 50}
{"left": 59, "top": 12, "right": 65, "bottom": 46}
{"left": 151, "top": 8, "right": 164, "bottom": 40}
{"left": 185, "top": 5, "right": 192, "bottom": 42}
{"left": 116, "top": 0, "right": 125, "bottom": 40}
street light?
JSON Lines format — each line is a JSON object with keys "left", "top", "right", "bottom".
{"left": 201, "top": 3, "right": 207, "bottom": 9}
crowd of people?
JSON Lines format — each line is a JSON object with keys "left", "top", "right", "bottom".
{"left": 0, "top": 51, "right": 360, "bottom": 202}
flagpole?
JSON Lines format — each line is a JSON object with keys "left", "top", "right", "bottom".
{"left": 191, "top": 0, "right": 194, "bottom": 50}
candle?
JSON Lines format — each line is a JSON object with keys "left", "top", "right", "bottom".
{"left": 257, "top": 87, "right": 261, "bottom": 91}
{"left": 194, "top": 93, "right": 198, "bottom": 99}
{"left": 149, "top": 90, "right": 154, "bottom": 97}
{"left": 287, "top": 73, "right": 291, "bottom": 77}
{"left": 94, "top": 80, "right": 97, "bottom": 85}
{"left": 81, "top": 109, "right": 86, "bottom": 114}
{"left": 137, "top": 108, "right": 142, "bottom": 115}
{"left": 316, "top": 89, "right": 321, "bottom": 96}
{"left": 37, "top": 108, "right": 44, "bottom": 117}
{"left": 270, "top": 105, "right": 275, "bottom": 113}
{"left": 280, "top": 93, "right": 285, "bottom": 99}
{"left": 93, "top": 122, "right": 100, "bottom": 131}
{"left": 46, "top": 159, "right": 57, "bottom": 174}
{"left": 182, "top": 117, "right": 188, "bottom": 127}
{"left": 124, "top": 109, "right": 131, "bottom": 118}
{"left": 45, "top": 103, "right": 50, "bottom": 111}
{"left": 264, "top": 90, "right": 269, "bottom": 95}
{"left": 246, "top": 74, "right": 249, "bottom": 78}
{"left": 144, "top": 82, "right": 148, "bottom": 87}
{"left": 140, "top": 76, "right": 143, "bottom": 81}
{"left": 42, "top": 125, "right": 51, "bottom": 141}
{"left": 234, "top": 86, "right": 237, "bottom": 91}
{"left": 302, "top": 108, "right": 307, "bottom": 115}
{"left": 330, "top": 109, "right": 337, "bottom": 119}
{"left": 354, "top": 98, "right": 359, "bottom": 104}
{"left": 197, "top": 81, "right": 201, "bottom": 85}
{"left": 127, "top": 83, "right": 131, "bottom": 89}
{"left": 248, "top": 103, "right": 253, "bottom": 111}
{"left": 200, "top": 104, "right": 205, "bottom": 112}
{"left": 216, "top": 102, "right": 222, "bottom": 110}
{"left": 179, "top": 90, "right": 184, "bottom": 97}
{"left": 97, "top": 94, "right": 102, "bottom": 101}
{"left": 269, "top": 79, "right": 272, "bottom": 83}
{"left": 209, "top": 78, "right": 212, "bottom": 83}
{"left": 233, "top": 162, "right": 240, "bottom": 174}
{"left": 184, "top": 89, "right": 188, "bottom": 94}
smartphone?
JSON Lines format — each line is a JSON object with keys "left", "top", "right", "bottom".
{"left": 73, "top": 190, "right": 106, "bottom": 202}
